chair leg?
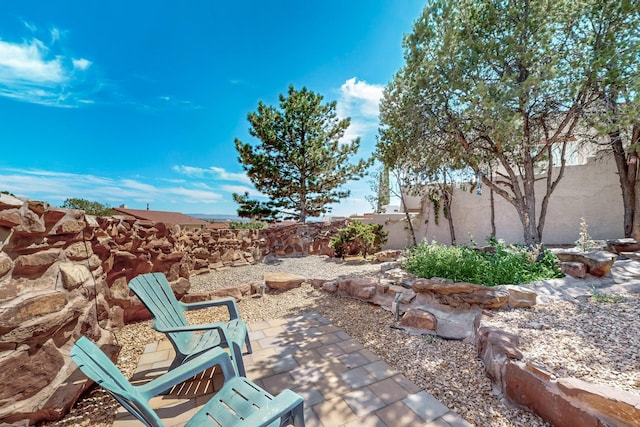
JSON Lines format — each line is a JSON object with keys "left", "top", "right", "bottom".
{"left": 292, "top": 402, "right": 305, "bottom": 427}
{"left": 231, "top": 341, "right": 246, "bottom": 377}
{"left": 244, "top": 332, "right": 253, "bottom": 355}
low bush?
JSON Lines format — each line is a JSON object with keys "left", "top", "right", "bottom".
{"left": 229, "top": 221, "right": 267, "bottom": 229}
{"left": 330, "top": 220, "right": 388, "bottom": 259}
{"left": 403, "top": 238, "right": 563, "bottom": 286}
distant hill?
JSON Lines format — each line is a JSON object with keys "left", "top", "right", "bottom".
{"left": 188, "top": 213, "right": 247, "bottom": 222}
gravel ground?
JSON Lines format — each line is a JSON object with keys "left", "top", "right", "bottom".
{"left": 46, "top": 256, "right": 640, "bottom": 427}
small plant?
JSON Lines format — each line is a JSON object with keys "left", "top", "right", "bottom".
{"left": 229, "top": 221, "right": 267, "bottom": 230}
{"left": 403, "top": 238, "right": 562, "bottom": 286}
{"left": 330, "top": 220, "right": 388, "bottom": 259}
{"left": 575, "top": 217, "right": 598, "bottom": 252}
{"left": 591, "top": 286, "right": 626, "bottom": 304}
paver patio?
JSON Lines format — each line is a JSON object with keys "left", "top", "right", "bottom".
{"left": 113, "top": 312, "right": 473, "bottom": 427}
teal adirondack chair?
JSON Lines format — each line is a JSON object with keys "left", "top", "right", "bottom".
{"left": 70, "top": 336, "right": 305, "bottom": 427}
{"left": 129, "top": 273, "right": 252, "bottom": 376}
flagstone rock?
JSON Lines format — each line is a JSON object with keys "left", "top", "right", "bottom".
{"left": 336, "top": 277, "right": 378, "bottom": 299}
{"left": 412, "top": 279, "right": 510, "bottom": 309}
{"left": 399, "top": 308, "right": 437, "bottom": 331}
{"left": 0, "top": 208, "right": 22, "bottom": 228}
{"left": 0, "top": 252, "right": 12, "bottom": 278}
{"left": 58, "top": 263, "right": 91, "bottom": 290}
{"left": 560, "top": 261, "right": 587, "bottom": 279}
{"left": 495, "top": 285, "right": 537, "bottom": 308}
{"left": 264, "top": 272, "right": 306, "bottom": 291}
{"left": 555, "top": 249, "right": 616, "bottom": 277}
{"left": 12, "top": 249, "right": 61, "bottom": 277}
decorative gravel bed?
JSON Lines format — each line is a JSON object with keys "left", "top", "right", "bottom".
{"left": 46, "top": 256, "right": 639, "bottom": 427}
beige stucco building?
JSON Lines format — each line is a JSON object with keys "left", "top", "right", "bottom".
{"left": 364, "top": 151, "right": 624, "bottom": 249}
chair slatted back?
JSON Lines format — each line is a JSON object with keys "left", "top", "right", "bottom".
{"left": 129, "top": 273, "right": 192, "bottom": 352}
{"left": 70, "top": 336, "right": 164, "bottom": 427}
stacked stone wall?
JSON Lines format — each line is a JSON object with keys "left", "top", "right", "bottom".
{"left": 0, "top": 193, "right": 345, "bottom": 424}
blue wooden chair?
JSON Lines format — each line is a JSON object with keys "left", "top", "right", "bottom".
{"left": 129, "top": 273, "right": 252, "bottom": 376}
{"left": 71, "top": 336, "right": 305, "bottom": 427}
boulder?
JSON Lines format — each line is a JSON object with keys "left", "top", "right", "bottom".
{"left": 64, "top": 242, "right": 93, "bottom": 261}
{"left": 0, "top": 209, "right": 22, "bottom": 228}
{"left": 606, "top": 238, "right": 640, "bottom": 254}
{"left": 555, "top": 250, "right": 616, "bottom": 277}
{"left": 476, "top": 326, "right": 523, "bottom": 395}
{"left": 0, "top": 252, "right": 13, "bottom": 278}
{"left": 374, "top": 250, "right": 402, "bottom": 263}
{"left": 412, "top": 279, "right": 509, "bottom": 309}
{"left": 58, "top": 263, "right": 91, "bottom": 290}
{"left": 504, "top": 362, "right": 640, "bottom": 427}
{"left": 336, "top": 277, "right": 378, "bottom": 300}
{"left": 399, "top": 308, "right": 437, "bottom": 331}
{"left": 495, "top": 285, "right": 537, "bottom": 308}
{"left": 12, "top": 249, "right": 61, "bottom": 277}
{"left": 264, "top": 272, "right": 306, "bottom": 291}
{"left": 561, "top": 261, "right": 587, "bottom": 279}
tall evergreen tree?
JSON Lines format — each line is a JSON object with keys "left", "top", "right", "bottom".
{"left": 235, "top": 85, "right": 372, "bottom": 223}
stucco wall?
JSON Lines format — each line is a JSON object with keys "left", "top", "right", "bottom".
{"left": 377, "top": 152, "right": 624, "bottom": 248}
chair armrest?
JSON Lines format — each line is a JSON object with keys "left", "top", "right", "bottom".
{"left": 140, "top": 347, "right": 237, "bottom": 397}
{"left": 153, "top": 321, "right": 229, "bottom": 336}
{"left": 179, "top": 297, "right": 240, "bottom": 320}
{"left": 236, "top": 389, "right": 304, "bottom": 427}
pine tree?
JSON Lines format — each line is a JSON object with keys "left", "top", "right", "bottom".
{"left": 235, "top": 85, "right": 372, "bottom": 223}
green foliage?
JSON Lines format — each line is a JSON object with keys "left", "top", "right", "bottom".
{"left": 591, "top": 287, "right": 626, "bottom": 304}
{"left": 403, "top": 239, "right": 563, "bottom": 287}
{"left": 61, "top": 198, "right": 116, "bottom": 216}
{"left": 329, "top": 220, "right": 388, "bottom": 259}
{"left": 1, "top": 190, "right": 15, "bottom": 196}
{"left": 235, "top": 85, "right": 372, "bottom": 223}
{"left": 232, "top": 192, "right": 279, "bottom": 221}
{"left": 377, "top": 0, "right": 637, "bottom": 246}
{"left": 229, "top": 221, "right": 267, "bottom": 230}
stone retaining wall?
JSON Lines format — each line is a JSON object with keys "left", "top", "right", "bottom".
{"left": 0, "top": 194, "right": 344, "bottom": 424}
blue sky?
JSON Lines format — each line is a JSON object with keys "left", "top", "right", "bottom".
{"left": 0, "top": 1, "right": 423, "bottom": 217}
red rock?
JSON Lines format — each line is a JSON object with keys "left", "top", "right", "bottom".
{"left": 336, "top": 278, "right": 378, "bottom": 299}
{"left": 264, "top": 272, "right": 306, "bottom": 291}
{"left": 561, "top": 261, "right": 587, "bottom": 279}
{"left": 399, "top": 308, "right": 437, "bottom": 331}
{"left": 555, "top": 250, "right": 616, "bottom": 277}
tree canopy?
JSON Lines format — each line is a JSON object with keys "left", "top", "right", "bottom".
{"left": 61, "top": 198, "right": 116, "bottom": 216}
{"left": 377, "top": 0, "right": 638, "bottom": 245}
{"left": 235, "top": 85, "right": 372, "bottom": 223}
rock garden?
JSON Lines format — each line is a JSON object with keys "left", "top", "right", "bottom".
{"left": 1, "top": 194, "right": 639, "bottom": 426}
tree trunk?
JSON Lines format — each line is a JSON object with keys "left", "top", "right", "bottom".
{"left": 630, "top": 124, "right": 640, "bottom": 239}
{"left": 399, "top": 187, "right": 418, "bottom": 247}
{"left": 489, "top": 183, "right": 496, "bottom": 238}
{"left": 610, "top": 129, "right": 635, "bottom": 237}
{"left": 444, "top": 189, "right": 456, "bottom": 245}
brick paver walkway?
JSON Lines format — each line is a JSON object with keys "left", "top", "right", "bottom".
{"left": 114, "top": 312, "right": 473, "bottom": 427}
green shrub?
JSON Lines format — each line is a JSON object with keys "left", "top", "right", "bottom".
{"left": 403, "top": 238, "right": 562, "bottom": 286}
{"left": 330, "top": 220, "right": 388, "bottom": 259}
{"left": 229, "top": 221, "right": 267, "bottom": 230}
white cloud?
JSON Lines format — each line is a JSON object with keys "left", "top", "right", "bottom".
{"left": 23, "top": 21, "right": 37, "bottom": 32}
{"left": 0, "top": 24, "right": 95, "bottom": 107}
{"left": 337, "top": 77, "right": 384, "bottom": 119}
{"left": 0, "top": 38, "right": 65, "bottom": 84}
{"left": 0, "top": 168, "right": 223, "bottom": 207}
{"left": 173, "top": 165, "right": 252, "bottom": 184}
{"left": 165, "top": 188, "right": 223, "bottom": 203}
{"left": 50, "top": 27, "right": 61, "bottom": 43}
{"left": 72, "top": 58, "right": 91, "bottom": 70}
{"left": 334, "top": 77, "right": 384, "bottom": 147}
